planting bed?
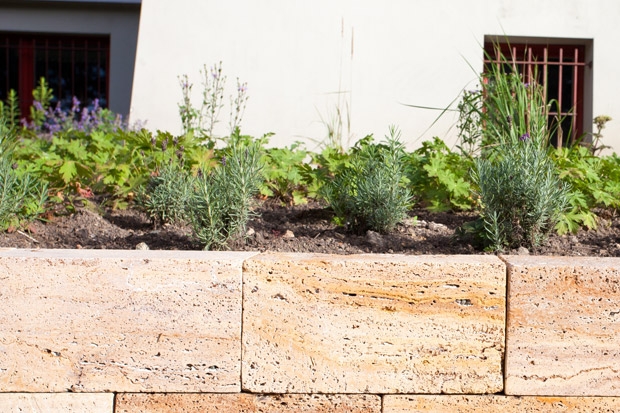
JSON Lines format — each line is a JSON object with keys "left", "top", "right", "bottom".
{"left": 0, "top": 199, "right": 618, "bottom": 256}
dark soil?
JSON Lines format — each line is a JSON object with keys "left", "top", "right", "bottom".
{"left": 1, "top": 199, "right": 619, "bottom": 256}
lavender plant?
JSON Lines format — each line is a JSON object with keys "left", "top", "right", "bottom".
{"left": 473, "top": 135, "right": 569, "bottom": 251}
{"left": 0, "top": 90, "right": 20, "bottom": 131}
{"left": 229, "top": 78, "right": 248, "bottom": 135}
{"left": 320, "top": 127, "right": 412, "bottom": 234}
{"left": 0, "top": 117, "right": 47, "bottom": 230}
{"left": 467, "top": 56, "right": 570, "bottom": 251}
{"left": 178, "top": 62, "right": 248, "bottom": 147}
{"left": 178, "top": 74, "right": 199, "bottom": 137}
{"left": 135, "top": 136, "right": 195, "bottom": 226}
{"left": 190, "top": 135, "right": 263, "bottom": 250}
{"left": 202, "top": 62, "right": 226, "bottom": 138}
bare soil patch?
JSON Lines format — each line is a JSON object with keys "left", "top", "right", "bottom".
{"left": 0, "top": 200, "right": 619, "bottom": 257}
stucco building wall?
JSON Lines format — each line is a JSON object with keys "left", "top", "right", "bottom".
{"left": 136, "top": 0, "right": 618, "bottom": 150}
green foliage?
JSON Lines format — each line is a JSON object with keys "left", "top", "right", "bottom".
{"left": 0, "top": 89, "right": 21, "bottom": 131}
{"left": 136, "top": 161, "right": 195, "bottom": 226}
{"left": 300, "top": 145, "right": 353, "bottom": 199}
{"left": 13, "top": 126, "right": 212, "bottom": 210}
{"left": 15, "top": 130, "right": 130, "bottom": 208}
{"left": 456, "top": 51, "right": 551, "bottom": 157}
{"left": 134, "top": 130, "right": 212, "bottom": 225}
{"left": 473, "top": 140, "right": 570, "bottom": 251}
{"left": 190, "top": 136, "right": 263, "bottom": 250}
{"left": 320, "top": 127, "right": 412, "bottom": 234}
{"left": 30, "top": 77, "right": 55, "bottom": 128}
{"left": 456, "top": 89, "right": 483, "bottom": 157}
{"left": 552, "top": 145, "right": 620, "bottom": 234}
{"left": 407, "top": 137, "right": 475, "bottom": 212}
{"left": 0, "top": 119, "right": 47, "bottom": 230}
{"left": 261, "top": 142, "right": 309, "bottom": 205}
{"left": 459, "top": 47, "right": 572, "bottom": 250}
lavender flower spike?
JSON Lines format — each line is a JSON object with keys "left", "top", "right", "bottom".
{"left": 519, "top": 132, "right": 530, "bottom": 141}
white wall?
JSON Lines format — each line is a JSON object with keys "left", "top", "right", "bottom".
{"left": 0, "top": 2, "right": 140, "bottom": 116}
{"left": 131, "top": 0, "right": 620, "bottom": 152}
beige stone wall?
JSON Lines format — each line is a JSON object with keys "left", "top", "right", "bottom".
{"left": 0, "top": 250, "right": 619, "bottom": 412}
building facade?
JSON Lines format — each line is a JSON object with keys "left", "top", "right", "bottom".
{"left": 0, "top": 0, "right": 140, "bottom": 116}
{"left": 1, "top": 0, "right": 619, "bottom": 152}
{"left": 130, "top": 0, "right": 619, "bottom": 152}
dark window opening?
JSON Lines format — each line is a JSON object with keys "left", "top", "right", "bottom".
{"left": 484, "top": 42, "right": 587, "bottom": 148}
{"left": 0, "top": 32, "right": 110, "bottom": 118}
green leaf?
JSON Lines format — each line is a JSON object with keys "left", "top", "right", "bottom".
{"left": 58, "top": 161, "right": 78, "bottom": 183}
{"left": 291, "top": 190, "right": 308, "bottom": 205}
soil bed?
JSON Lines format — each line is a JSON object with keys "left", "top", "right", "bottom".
{"left": 0, "top": 200, "right": 619, "bottom": 256}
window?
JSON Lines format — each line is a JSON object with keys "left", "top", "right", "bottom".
{"left": 484, "top": 40, "right": 589, "bottom": 148}
{"left": 0, "top": 32, "right": 110, "bottom": 117}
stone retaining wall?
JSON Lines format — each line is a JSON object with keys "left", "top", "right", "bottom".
{"left": 0, "top": 249, "right": 618, "bottom": 412}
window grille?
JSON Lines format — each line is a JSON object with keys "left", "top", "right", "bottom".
{"left": 484, "top": 42, "right": 587, "bottom": 148}
{"left": 0, "top": 32, "right": 110, "bottom": 117}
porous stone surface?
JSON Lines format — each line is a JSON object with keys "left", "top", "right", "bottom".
{"left": 0, "top": 249, "right": 255, "bottom": 392}
{"left": 242, "top": 253, "right": 505, "bottom": 394}
{"left": 116, "top": 393, "right": 380, "bottom": 412}
{"left": 503, "top": 256, "right": 620, "bottom": 396}
{"left": 0, "top": 393, "right": 112, "bottom": 412}
{"left": 383, "top": 395, "right": 620, "bottom": 412}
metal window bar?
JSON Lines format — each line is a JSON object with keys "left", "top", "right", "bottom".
{"left": 484, "top": 43, "right": 586, "bottom": 147}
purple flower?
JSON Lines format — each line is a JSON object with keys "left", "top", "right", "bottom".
{"left": 80, "top": 107, "right": 89, "bottom": 123}
{"left": 221, "top": 156, "right": 226, "bottom": 167}
{"left": 33, "top": 101, "right": 44, "bottom": 111}
{"left": 72, "top": 96, "right": 81, "bottom": 113}
{"left": 519, "top": 133, "right": 530, "bottom": 141}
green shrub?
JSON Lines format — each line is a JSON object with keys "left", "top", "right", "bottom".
{"left": 190, "top": 136, "right": 263, "bottom": 250}
{"left": 320, "top": 127, "right": 412, "bottom": 234}
{"left": 0, "top": 119, "right": 47, "bottom": 230}
{"left": 464, "top": 50, "right": 570, "bottom": 251}
{"left": 136, "top": 161, "right": 195, "bottom": 227}
{"left": 473, "top": 138, "right": 569, "bottom": 251}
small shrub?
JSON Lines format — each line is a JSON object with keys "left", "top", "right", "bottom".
{"left": 136, "top": 161, "right": 195, "bottom": 227}
{"left": 0, "top": 118, "right": 47, "bottom": 230}
{"left": 473, "top": 138, "right": 569, "bottom": 251}
{"left": 320, "top": 127, "right": 412, "bottom": 234}
{"left": 190, "top": 136, "right": 263, "bottom": 250}
{"left": 460, "top": 48, "right": 571, "bottom": 251}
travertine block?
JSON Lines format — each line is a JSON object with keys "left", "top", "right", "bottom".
{"left": 116, "top": 393, "right": 380, "bottom": 412}
{"left": 242, "top": 253, "right": 505, "bottom": 393}
{"left": 0, "top": 393, "right": 112, "bottom": 412}
{"left": 0, "top": 249, "right": 255, "bottom": 392}
{"left": 383, "top": 395, "right": 620, "bottom": 412}
{"left": 504, "top": 256, "right": 620, "bottom": 396}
